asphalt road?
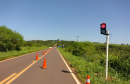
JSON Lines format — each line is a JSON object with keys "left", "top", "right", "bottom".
{"left": 0, "top": 47, "right": 80, "bottom": 84}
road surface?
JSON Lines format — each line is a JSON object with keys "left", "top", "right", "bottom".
{"left": 0, "top": 47, "right": 80, "bottom": 84}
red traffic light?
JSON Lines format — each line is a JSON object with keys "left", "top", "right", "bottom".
{"left": 101, "top": 23, "right": 106, "bottom": 28}
{"left": 100, "top": 23, "right": 106, "bottom": 34}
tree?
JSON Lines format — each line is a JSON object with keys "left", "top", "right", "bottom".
{"left": 0, "top": 25, "right": 25, "bottom": 51}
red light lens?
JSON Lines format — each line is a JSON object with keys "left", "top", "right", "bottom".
{"left": 101, "top": 24, "right": 106, "bottom": 28}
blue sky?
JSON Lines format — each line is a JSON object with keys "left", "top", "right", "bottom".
{"left": 0, "top": 0, "right": 130, "bottom": 44}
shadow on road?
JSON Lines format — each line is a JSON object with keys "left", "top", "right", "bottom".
{"left": 62, "top": 70, "right": 76, "bottom": 74}
{"left": 39, "top": 66, "right": 42, "bottom": 69}
{"left": 39, "top": 66, "right": 47, "bottom": 69}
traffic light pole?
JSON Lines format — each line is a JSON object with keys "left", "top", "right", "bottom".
{"left": 76, "top": 36, "right": 80, "bottom": 52}
{"left": 105, "top": 31, "right": 109, "bottom": 80}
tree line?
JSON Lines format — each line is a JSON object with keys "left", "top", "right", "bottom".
{"left": 0, "top": 26, "right": 57, "bottom": 52}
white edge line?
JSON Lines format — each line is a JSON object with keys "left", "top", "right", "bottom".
{"left": 0, "top": 49, "right": 48, "bottom": 63}
{"left": 56, "top": 49, "right": 81, "bottom": 84}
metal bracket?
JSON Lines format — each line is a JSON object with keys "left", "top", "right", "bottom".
{"left": 103, "top": 33, "right": 110, "bottom": 35}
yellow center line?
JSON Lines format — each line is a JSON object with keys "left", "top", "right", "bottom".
{"left": 39, "top": 57, "right": 41, "bottom": 60}
{"left": 5, "top": 61, "right": 37, "bottom": 84}
{"left": 38, "top": 55, "right": 44, "bottom": 60}
{"left": 0, "top": 73, "right": 17, "bottom": 84}
{"left": 5, "top": 54, "right": 46, "bottom": 84}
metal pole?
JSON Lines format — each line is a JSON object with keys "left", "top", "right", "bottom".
{"left": 77, "top": 36, "right": 78, "bottom": 42}
{"left": 105, "top": 31, "right": 109, "bottom": 80}
{"left": 76, "top": 36, "right": 80, "bottom": 52}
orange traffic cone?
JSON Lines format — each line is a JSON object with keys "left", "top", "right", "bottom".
{"left": 42, "top": 58, "right": 47, "bottom": 69}
{"left": 43, "top": 51, "right": 45, "bottom": 55}
{"left": 86, "top": 75, "right": 90, "bottom": 84}
{"left": 36, "top": 53, "right": 38, "bottom": 60}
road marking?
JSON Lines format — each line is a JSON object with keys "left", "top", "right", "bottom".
{"left": 56, "top": 49, "right": 81, "bottom": 84}
{"left": 32, "top": 60, "right": 35, "bottom": 62}
{"left": 5, "top": 54, "right": 48, "bottom": 84}
{"left": 38, "top": 55, "right": 44, "bottom": 60}
{"left": 5, "top": 61, "right": 37, "bottom": 84}
{"left": 0, "top": 73, "right": 17, "bottom": 84}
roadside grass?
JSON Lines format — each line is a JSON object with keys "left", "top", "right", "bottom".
{"left": 58, "top": 48, "right": 130, "bottom": 84}
{"left": 0, "top": 46, "right": 48, "bottom": 61}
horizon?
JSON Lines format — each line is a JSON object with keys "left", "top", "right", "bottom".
{"left": 25, "top": 39, "right": 129, "bottom": 45}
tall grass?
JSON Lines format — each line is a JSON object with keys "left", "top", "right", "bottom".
{"left": 58, "top": 48, "right": 130, "bottom": 84}
{"left": 0, "top": 46, "right": 48, "bottom": 61}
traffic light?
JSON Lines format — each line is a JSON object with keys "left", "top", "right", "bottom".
{"left": 100, "top": 23, "right": 106, "bottom": 34}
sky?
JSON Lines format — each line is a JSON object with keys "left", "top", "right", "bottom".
{"left": 0, "top": 0, "right": 130, "bottom": 44}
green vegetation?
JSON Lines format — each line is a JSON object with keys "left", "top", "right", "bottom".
{"left": 57, "top": 41, "right": 130, "bottom": 84}
{"left": 0, "top": 46, "right": 48, "bottom": 61}
{"left": 0, "top": 26, "right": 25, "bottom": 51}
